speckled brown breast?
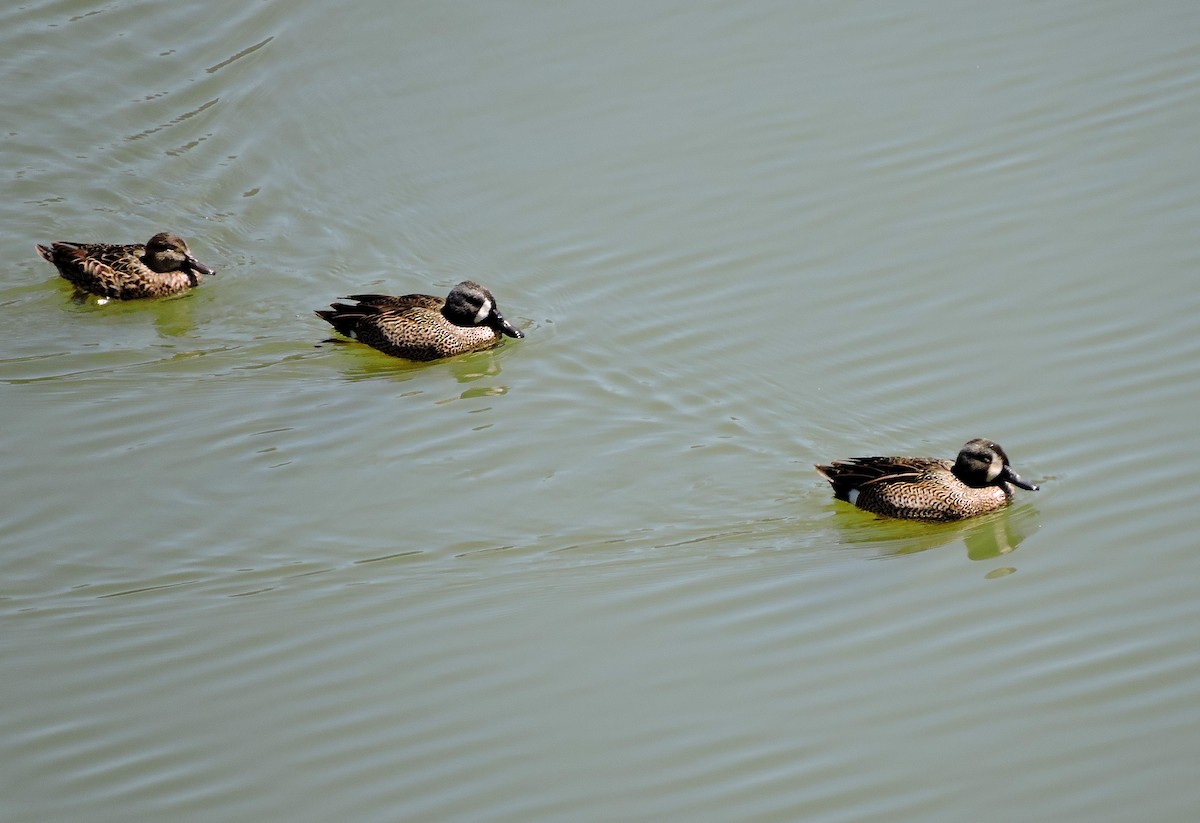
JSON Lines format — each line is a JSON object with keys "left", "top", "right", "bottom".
{"left": 851, "top": 458, "right": 1014, "bottom": 521}
{"left": 353, "top": 302, "right": 504, "bottom": 361}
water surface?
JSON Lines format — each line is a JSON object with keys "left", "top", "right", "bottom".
{"left": 3, "top": 1, "right": 1200, "bottom": 821}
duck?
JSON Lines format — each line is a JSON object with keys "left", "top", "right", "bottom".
{"left": 36, "top": 231, "right": 215, "bottom": 299}
{"left": 316, "top": 280, "right": 524, "bottom": 361}
{"left": 815, "top": 438, "right": 1038, "bottom": 521}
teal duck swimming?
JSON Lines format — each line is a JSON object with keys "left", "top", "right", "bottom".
{"left": 815, "top": 438, "right": 1039, "bottom": 521}
{"left": 316, "top": 280, "right": 524, "bottom": 361}
{"left": 36, "top": 232, "right": 215, "bottom": 299}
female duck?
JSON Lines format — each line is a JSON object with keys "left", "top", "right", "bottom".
{"left": 815, "top": 438, "right": 1039, "bottom": 521}
{"left": 36, "top": 232, "right": 215, "bottom": 299}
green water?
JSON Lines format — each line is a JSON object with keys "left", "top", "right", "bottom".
{"left": 3, "top": 1, "right": 1199, "bottom": 821}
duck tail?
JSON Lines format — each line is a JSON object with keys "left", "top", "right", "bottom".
{"left": 315, "top": 304, "right": 368, "bottom": 339}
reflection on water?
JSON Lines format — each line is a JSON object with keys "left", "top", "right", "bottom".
{"left": 826, "top": 504, "right": 1039, "bottom": 565}
{"left": 320, "top": 338, "right": 514, "bottom": 387}
{"left": 960, "top": 509, "right": 1037, "bottom": 562}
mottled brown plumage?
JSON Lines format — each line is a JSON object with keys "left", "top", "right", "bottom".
{"left": 316, "top": 280, "right": 524, "bottom": 361}
{"left": 36, "top": 232, "right": 215, "bottom": 299}
{"left": 815, "top": 439, "right": 1038, "bottom": 521}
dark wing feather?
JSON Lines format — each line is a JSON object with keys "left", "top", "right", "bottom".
{"left": 48, "top": 241, "right": 150, "bottom": 279}
{"left": 95, "top": 243, "right": 139, "bottom": 268}
{"left": 316, "top": 292, "right": 441, "bottom": 338}
{"left": 343, "top": 293, "right": 442, "bottom": 311}
{"left": 815, "top": 456, "right": 936, "bottom": 499}
{"left": 316, "top": 303, "right": 373, "bottom": 338}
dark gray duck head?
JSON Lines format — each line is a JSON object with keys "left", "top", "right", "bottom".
{"left": 952, "top": 438, "right": 1038, "bottom": 491}
{"left": 443, "top": 280, "right": 523, "bottom": 338}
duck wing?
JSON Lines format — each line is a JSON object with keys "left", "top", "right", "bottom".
{"left": 343, "top": 293, "right": 442, "bottom": 312}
